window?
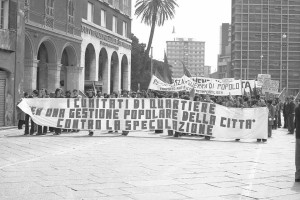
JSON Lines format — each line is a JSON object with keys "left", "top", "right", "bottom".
{"left": 123, "top": 21, "right": 127, "bottom": 37}
{"left": 100, "top": 9, "right": 106, "bottom": 27}
{"left": 46, "top": 0, "right": 54, "bottom": 17}
{"left": 0, "top": 0, "right": 8, "bottom": 29}
{"left": 67, "top": 0, "right": 74, "bottom": 24}
{"left": 87, "top": 2, "right": 93, "bottom": 22}
{"left": 123, "top": 22, "right": 128, "bottom": 37}
{"left": 112, "top": 16, "right": 117, "bottom": 33}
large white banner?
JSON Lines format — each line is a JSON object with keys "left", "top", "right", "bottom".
{"left": 18, "top": 98, "right": 268, "bottom": 139}
{"left": 149, "top": 75, "right": 243, "bottom": 96}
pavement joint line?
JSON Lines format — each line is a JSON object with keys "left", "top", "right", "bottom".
{"left": 240, "top": 144, "right": 263, "bottom": 199}
{"left": 0, "top": 138, "right": 115, "bottom": 170}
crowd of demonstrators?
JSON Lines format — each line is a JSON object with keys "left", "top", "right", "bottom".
{"left": 17, "top": 87, "right": 300, "bottom": 141}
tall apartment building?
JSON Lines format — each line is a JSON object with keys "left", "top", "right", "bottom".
{"left": 204, "top": 65, "right": 211, "bottom": 77}
{"left": 166, "top": 38, "right": 205, "bottom": 78}
{"left": 217, "top": 23, "right": 231, "bottom": 79}
{"left": 231, "top": 0, "right": 300, "bottom": 94}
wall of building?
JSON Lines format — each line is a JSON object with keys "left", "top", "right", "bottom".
{"left": 167, "top": 38, "right": 205, "bottom": 78}
{"left": 0, "top": 0, "right": 25, "bottom": 127}
{"left": 231, "top": 0, "right": 300, "bottom": 94}
{"left": 24, "top": 0, "right": 83, "bottom": 94}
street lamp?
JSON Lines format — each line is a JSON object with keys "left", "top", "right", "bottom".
{"left": 260, "top": 55, "right": 263, "bottom": 74}
{"left": 280, "top": 33, "right": 287, "bottom": 91}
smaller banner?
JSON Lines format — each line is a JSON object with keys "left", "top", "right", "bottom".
{"left": 150, "top": 75, "right": 243, "bottom": 96}
{"left": 257, "top": 74, "right": 271, "bottom": 87}
{"left": 262, "top": 79, "right": 279, "bottom": 94}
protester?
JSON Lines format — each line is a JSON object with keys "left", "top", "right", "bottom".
{"left": 37, "top": 88, "right": 48, "bottom": 135}
{"left": 24, "top": 90, "right": 38, "bottom": 135}
{"left": 287, "top": 96, "right": 296, "bottom": 134}
{"left": 86, "top": 88, "right": 95, "bottom": 136}
{"left": 283, "top": 97, "right": 289, "bottom": 128}
{"left": 53, "top": 88, "right": 64, "bottom": 135}
{"left": 295, "top": 101, "right": 300, "bottom": 182}
{"left": 16, "top": 92, "right": 28, "bottom": 130}
{"left": 73, "top": 89, "right": 82, "bottom": 98}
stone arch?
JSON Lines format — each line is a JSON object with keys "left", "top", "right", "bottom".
{"left": 110, "top": 51, "right": 119, "bottom": 94}
{"left": 60, "top": 44, "right": 78, "bottom": 91}
{"left": 99, "top": 47, "right": 108, "bottom": 92}
{"left": 37, "top": 36, "right": 57, "bottom": 63}
{"left": 36, "top": 37, "right": 58, "bottom": 91}
{"left": 84, "top": 43, "right": 96, "bottom": 82}
{"left": 121, "top": 54, "right": 129, "bottom": 91}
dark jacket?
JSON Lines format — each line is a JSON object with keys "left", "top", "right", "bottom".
{"left": 295, "top": 105, "right": 300, "bottom": 139}
{"left": 286, "top": 101, "right": 296, "bottom": 115}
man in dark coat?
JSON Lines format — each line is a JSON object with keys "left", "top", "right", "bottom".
{"left": 295, "top": 102, "right": 300, "bottom": 182}
{"left": 287, "top": 96, "right": 296, "bottom": 134}
{"left": 283, "top": 97, "right": 289, "bottom": 128}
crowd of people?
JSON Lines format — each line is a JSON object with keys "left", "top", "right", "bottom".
{"left": 16, "top": 88, "right": 300, "bottom": 142}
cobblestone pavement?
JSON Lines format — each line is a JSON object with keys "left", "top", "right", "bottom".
{"left": 0, "top": 128, "right": 299, "bottom": 200}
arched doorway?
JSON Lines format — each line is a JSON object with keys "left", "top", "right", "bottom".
{"left": 84, "top": 44, "right": 96, "bottom": 90}
{"left": 36, "top": 39, "right": 57, "bottom": 91}
{"left": 37, "top": 43, "right": 48, "bottom": 90}
{"left": 110, "top": 51, "right": 119, "bottom": 94}
{"left": 121, "top": 55, "right": 129, "bottom": 91}
{"left": 60, "top": 45, "right": 77, "bottom": 91}
{"left": 99, "top": 48, "right": 108, "bottom": 93}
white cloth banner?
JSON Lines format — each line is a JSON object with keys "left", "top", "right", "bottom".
{"left": 18, "top": 98, "right": 268, "bottom": 139}
{"left": 149, "top": 75, "right": 243, "bottom": 96}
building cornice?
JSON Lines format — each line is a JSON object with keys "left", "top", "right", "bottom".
{"left": 25, "top": 21, "right": 82, "bottom": 43}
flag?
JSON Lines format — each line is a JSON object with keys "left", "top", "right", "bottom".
{"left": 172, "top": 26, "right": 175, "bottom": 34}
{"left": 189, "top": 87, "right": 195, "bottom": 101}
{"left": 278, "top": 88, "right": 286, "bottom": 102}
{"left": 295, "top": 90, "right": 300, "bottom": 100}
{"left": 154, "top": 67, "right": 165, "bottom": 82}
{"left": 183, "top": 64, "right": 192, "bottom": 77}
{"left": 79, "top": 90, "right": 87, "bottom": 98}
{"left": 163, "top": 51, "right": 172, "bottom": 83}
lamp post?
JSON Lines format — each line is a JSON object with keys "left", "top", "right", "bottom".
{"left": 280, "top": 33, "right": 287, "bottom": 91}
{"left": 260, "top": 55, "right": 263, "bottom": 74}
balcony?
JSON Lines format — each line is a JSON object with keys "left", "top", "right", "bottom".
{"left": 0, "top": 29, "right": 16, "bottom": 51}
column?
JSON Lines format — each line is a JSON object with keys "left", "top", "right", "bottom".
{"left": 38, "top": 62, "right": 48, "bottom": 89}
{"left": 126, "top": 58, "right": 131, "bottom": 91}
{"left": 24, "top": 59, "right": 38, "bottom": 92}
{"left": 47, "top": 63, "right": 61, "bottom": 92}
{"left": 113, "top": 61, "right": 120, "bottom": 93}
{"left": 65, "top": 66, "right": 83, "bottom": 91}
{"left": 102, "top": 58, "right": 111, "bottom": 94}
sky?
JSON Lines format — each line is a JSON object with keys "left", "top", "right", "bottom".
{"left": 131, "top": 0, "right": 231, "bottom": 72}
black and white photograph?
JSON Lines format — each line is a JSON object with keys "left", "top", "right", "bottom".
{"left": 1, "top": 0, "right": 300, "bottom": 199}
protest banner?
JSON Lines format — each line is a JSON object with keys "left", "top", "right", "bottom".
{"left": 257, "top": 74, "right": 271, "bottom": 87}
{"left": 149, "top": 75, "right": 185, "bottom": 92}
{"left": 151, "top": 75, "right": 243, "bottom": 96}
{"left": 18, "top": 98, "right": 268, "bottom": 139}
{"left": 242, "top": 80, "right": 255, "bottom": 95}
{"left": 262, "top": 79, "right": 279, "bottom": 94}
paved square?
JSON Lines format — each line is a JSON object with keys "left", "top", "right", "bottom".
{"left": 0, "top": 128, "right": 299, "bottom": 199}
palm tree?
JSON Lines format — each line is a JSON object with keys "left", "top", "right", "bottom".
{"left": 135, "top": 0, "right": 178, "bottom": 59}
